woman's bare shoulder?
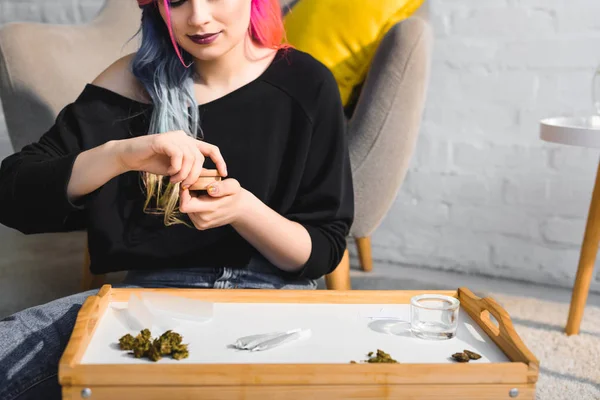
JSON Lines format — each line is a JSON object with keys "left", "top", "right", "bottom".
{"left": 91, "top": 53, "right": 150, "bottom": 104}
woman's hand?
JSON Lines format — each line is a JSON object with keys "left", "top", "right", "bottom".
{"left": 180, "top": 177, "right": 313, "bottom": 272}
{"left": 115, "top": 130, "right": 227, "bottom": 188}
{"left": 179, "top": 178, "right": 249, "bottom": 230}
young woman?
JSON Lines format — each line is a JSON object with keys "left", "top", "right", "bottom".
{"left": 0, "top": 0, "right": 353, "bottom": 398}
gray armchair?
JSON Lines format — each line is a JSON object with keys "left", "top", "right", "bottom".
{"left": 0, "top": 0, "right": 142, "bottom": 306}
{"left": 0, "top": 0, "right": 141, "bottom": 152}
{"left": 278, "top": 2, "right": 433, "bottom": 291}
{"left": 324, "top": 13, "right": 433, "bottom": 289}
{"left": 0, "top": 0, "right": 432, "bottom": 306}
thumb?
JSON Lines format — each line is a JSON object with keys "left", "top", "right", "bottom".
{"left": 179, "top": 185, "right": 192, "bottom": 212}
{"left": 207, "top": 179, "right": 239, "bottom": 197}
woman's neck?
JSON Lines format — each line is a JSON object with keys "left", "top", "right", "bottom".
{"left": 192, "top": 37, "right": 276, "bottom": 91}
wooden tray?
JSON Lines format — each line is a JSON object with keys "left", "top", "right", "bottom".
{"left": 59, "top": 285, "right": 539, "bottom": 399}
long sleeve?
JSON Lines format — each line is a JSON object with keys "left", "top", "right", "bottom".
{"left": 0, "top": 104, "right": 89, "bottom": 234}
{"left": 285, "top": 72, "right": 355, "bottom": 279}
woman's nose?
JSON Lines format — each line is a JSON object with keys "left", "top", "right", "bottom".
{"left": 188, "top": 0, "right": 212, "bottom": 27}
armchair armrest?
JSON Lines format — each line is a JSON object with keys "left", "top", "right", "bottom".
{"left": 347, "top": 16, "right": 433, "bottom": 237}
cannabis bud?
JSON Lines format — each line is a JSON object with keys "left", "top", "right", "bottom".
{"left": 451, "top": 352, "right": 470, "bottom": 362}
{"left": 464, "top": 350, "right": 482, "bottom": 360}
{"left": 118, "top": 329, "right": 189, "bottom": 362}
{"left": 367, "top": 349, "right": 398, "bottom": 363}
{"left": 351, "top": 349, "right": 399, "bottom": 364}
{"left": 118, "top": 334, "right": 135, "bottom": 351}
{"left": 451, "top": 349, "right": 481, "bottom": 362}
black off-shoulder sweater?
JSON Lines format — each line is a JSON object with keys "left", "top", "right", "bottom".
{"left": 0, "top": 48, "right": 354, "bottom": 280}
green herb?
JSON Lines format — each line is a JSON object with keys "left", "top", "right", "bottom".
{"left": 351, "top": 349, "right": 398, "bottom": 364}
{"left": 118, "top": 329, "right": 189, "bottom": 362}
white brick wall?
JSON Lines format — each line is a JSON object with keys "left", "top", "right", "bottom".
{"left": 1, "top": 0, "right": 600, "bottom": 293}
{"left": 370, "top": 0, "right": 600, "bottom": 292}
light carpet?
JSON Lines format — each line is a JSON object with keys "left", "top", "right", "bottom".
{"left": 489, "top": 293, "right": 600, "bottom": 400}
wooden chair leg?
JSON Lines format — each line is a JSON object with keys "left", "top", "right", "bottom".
{"left": 81, "top": 245, "right": 105, "bottom": 291}
{"left": 81, "top": 248, "right": 93, "bottom": 291}
{"left": 356, "top": 236, "right": 373, "bottom": 272}
{"left": 325, "top": 249, "right": 351, "bottom": 290}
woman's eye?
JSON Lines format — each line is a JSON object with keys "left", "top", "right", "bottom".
{"left": 169, "top": 0, "right": 187, "bottom": 7}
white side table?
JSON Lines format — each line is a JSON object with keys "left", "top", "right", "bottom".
{"left": 540, "top": 116, "right": 600, "bottom": 335}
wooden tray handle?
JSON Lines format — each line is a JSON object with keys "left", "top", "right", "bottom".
{"left": 458, "top": 287, "right": 539, "bottom": 382}
{"left": 84, "top": 285, "right": 111, "bottom": 334}
{"left": 59, "top": 285, "right": 113, "bottom": 375}
{"left": 463, "top": 291, "right": 505, "bottom": 336}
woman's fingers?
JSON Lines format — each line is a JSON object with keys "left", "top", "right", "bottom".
{"left": 197, "top": 142, "right": 227, "bottom": 177}
{"left": 153, "top": 132, "right": 226, "bottom": 184}
{"left": 206, "top": 178, "right": 240, "bottom": 197}
{"left": 179, "top": 185, "right": 214, "bottom": 214}
{"left": 163, "top": 143, "right": 183, "bottom": 176}
{"left": 170, "top": 145, "right": 195, "bottom": 183}
{"left": 179, "top": 184, "right": 192, "bottom": 212}
{"left": 181, "top": 146, "right": 205, "bottom": 189}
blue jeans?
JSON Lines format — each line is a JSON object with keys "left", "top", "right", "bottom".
{"left": 0, "top": 256, "right": 316, "bottom": 400}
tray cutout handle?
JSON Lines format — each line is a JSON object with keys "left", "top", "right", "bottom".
{"left": 458, "top": 287, "right": 540, "bottom": 384}
{"left": 480, "top": 309, "right": 500, "bottom": 337}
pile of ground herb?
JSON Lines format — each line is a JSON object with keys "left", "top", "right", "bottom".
{"left": 350, "top": 349, "right": 398, "bottom": 364}
{"left": 119, "top": 329, "right": 189, "bottom": 362}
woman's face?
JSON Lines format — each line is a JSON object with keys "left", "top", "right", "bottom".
{"left": 158, "top": 0, "right": 253, "bottom": 61}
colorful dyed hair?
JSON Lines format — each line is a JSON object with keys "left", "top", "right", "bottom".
{"left": 131, "top": 0, "right": 289, "bottom": 225}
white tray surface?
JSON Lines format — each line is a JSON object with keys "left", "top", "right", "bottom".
{"left": 81, "top": 302, "right": 510, "bottom": 365}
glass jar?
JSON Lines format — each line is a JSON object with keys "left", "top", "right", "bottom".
{"left": 410, "top": 294, "right": 460, "bottom": 340}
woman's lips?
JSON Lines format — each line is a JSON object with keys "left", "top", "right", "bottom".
{"left": 188, "top": 32, "right": 221, "bottom": 45}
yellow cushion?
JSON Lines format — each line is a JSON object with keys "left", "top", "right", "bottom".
{"left": 284, "top": 0, "right": 424, "bottom": 106}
